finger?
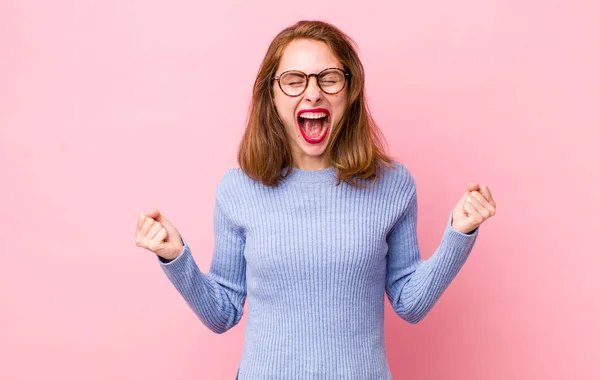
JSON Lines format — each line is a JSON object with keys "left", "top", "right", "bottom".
{"left": 460, "top": 191, "right": 469, "bottom": 214}
{"left": 147, "top": 221, "right": 162, "bottom": 240}
{"left": 140, "top": 217, "right": 155, "bottom": 237}
{"left": 147, "top": 209, "right": 159, "bottom": 220}
{"left": 147, "top": 209, "right": 165, "bottom": 224}
{"left": 135, "top": 217, "right": 149, "bottom": 248}
{"left": 468, "top": 191, "right": 495, "bottom": 216}
{"left": 137, "top": 214, "right": 146, "bottom": 234}
{"left": 466, "top": 193, "right": 488, "bottom": 220}
{"left": 479, "top": 184, "right": 496, "bottom": 208}
{"left": 155, "top": 227, "right": 168, "bottom": 242}
{"left": 148, "top": 227, "right": 168, "bottom": 252}
{"left": 464, "top": 197, "right": 478, "bottom": 217}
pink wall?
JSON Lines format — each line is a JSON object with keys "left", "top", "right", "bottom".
{"left": 2, "top": 0, "right": 598, "bottom": 379}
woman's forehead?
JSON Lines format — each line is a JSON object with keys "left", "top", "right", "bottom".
{"left": 277, "top": 39, "right": 341, "bottom": 73}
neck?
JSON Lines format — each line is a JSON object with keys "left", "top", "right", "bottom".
{"left": 293, "top": 156, "right": 330, "bottom": 171}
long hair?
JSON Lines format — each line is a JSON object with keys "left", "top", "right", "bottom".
{"left": 237, "top": 20, "right": 395, "bottom": 187}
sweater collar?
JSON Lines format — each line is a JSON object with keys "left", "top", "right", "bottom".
{"left": 283, "top": 166, "right": 337, "bottom": 184}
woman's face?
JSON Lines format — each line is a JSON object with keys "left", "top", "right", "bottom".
{"left": 272, "top": 39, "right": 348, "bottom": 170}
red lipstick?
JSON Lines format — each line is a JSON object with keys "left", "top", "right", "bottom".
{"left": 297, "top": 108, "right": 331, "bottom": 144}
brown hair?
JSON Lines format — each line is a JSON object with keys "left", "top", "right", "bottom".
{"left": 237, "top": 20, "right": 395, "bottom": 187}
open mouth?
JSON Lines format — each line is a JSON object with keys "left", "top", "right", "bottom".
{"left": 297, "top": 109, "right": 330, "bottom": 144}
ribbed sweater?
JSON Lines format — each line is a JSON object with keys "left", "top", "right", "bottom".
{"left": 158, "top": 162, "right": 479, "bottom": 379}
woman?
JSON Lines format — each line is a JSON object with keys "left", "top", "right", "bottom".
{"left": 135, "top": 20, "right": 496, "bottom": 380}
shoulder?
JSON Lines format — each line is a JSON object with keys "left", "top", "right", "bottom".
{"left": 378, "top": 160, "right": 417, "bottom": 199}
{"left": 215, "top": 167, "right": 261, "bottom": 202}
{"left": 216, "top": 167, "right": 245, "bottom": 190}
{"left": 216, "top": 167, "right": 246, "bottom": 195}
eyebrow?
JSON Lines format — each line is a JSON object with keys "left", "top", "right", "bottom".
{"left": 276, "top": 67, "right": 344, "bottom": 75}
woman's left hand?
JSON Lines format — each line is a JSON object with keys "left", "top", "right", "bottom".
{"left": 451, "top": 183, "right": 496, "bottom": 234}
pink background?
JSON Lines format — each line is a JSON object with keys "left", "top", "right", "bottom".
{"left": 2, "top": 0, "right": 599, "bottom": 379}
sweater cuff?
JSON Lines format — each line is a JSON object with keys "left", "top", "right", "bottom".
{"left": 438, "top": 210, "right": 479, "bottom": 262}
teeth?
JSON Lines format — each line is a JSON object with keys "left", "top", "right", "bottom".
{"left": 299, "top": 111, "right": 327, "bottom": 119}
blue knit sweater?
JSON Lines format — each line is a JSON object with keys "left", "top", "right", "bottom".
{"left": 158, "top": 162, "right": 479, "bottom": 379}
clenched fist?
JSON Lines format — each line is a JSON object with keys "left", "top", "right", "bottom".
{"left": 135, "top": 209, "right": 184, "bottom": 261}
{"left": 451, "top": 183, "right": 497, "bottom": 234}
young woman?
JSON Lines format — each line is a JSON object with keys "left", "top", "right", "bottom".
{"left": 135, "top": 20, "right": 496, "bottom": 380}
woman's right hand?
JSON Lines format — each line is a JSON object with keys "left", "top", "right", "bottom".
{"left": 135, "top": 209, "right": 184, "bottom": 261}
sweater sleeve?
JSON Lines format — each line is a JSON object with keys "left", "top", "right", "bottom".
{"left": 157, "top": 197, "right": 247, "bottom": 334}
{"left": 385, "top": 190, "right": 478, "bottom": 324}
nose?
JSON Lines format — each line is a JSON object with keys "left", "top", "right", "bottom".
{"left": 303, "top": 75, "right": 323, "bottom": 103}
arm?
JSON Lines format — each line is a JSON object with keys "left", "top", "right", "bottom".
{"left": 385, "top": 190, "right": 478, "bottom": 324}
{"left": 158, "top": 197, "right": 247, "bottom": 334}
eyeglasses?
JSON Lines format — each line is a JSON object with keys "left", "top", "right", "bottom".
{"left": 272, "top": 67, "right": 350, "bottom": 97}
